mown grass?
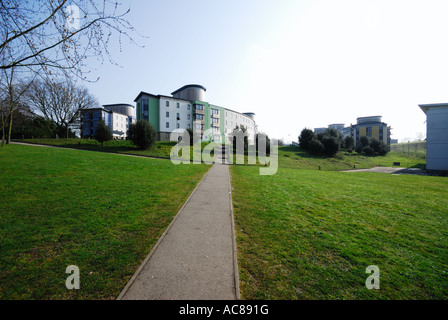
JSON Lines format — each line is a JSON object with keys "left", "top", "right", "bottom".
{"left": 278, "top": 146, "right": 426, "bottom": 171}
{"left": 230, "top": 165, "right": 448, "bottom": 299}
{"left": 0, "top": 144, "right": 210, "bottom": 299}
{"left": 17, "top": 138, "right": 215, "bottom": 162}
{"left": 16, "top": 138, "right": 176, "bottom": 159}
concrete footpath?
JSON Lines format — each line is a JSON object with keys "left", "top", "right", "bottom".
{"left": 118, "top": 162, "right": 240, "bottom": 300}
{"left": 341, "top": 166, "right": 427, "bottom": 175}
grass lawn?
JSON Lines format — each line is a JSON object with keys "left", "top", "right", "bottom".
{"left": 16, "top": 138, "right": 177, "bottom": 159}
{"left": 16, "top": 138, "right": 216, "bottom": 162}
{"left": 230, "top": 165, "right": 448, "bottom": 299}
{"left": 0, "top": 144, "right": 210, "bottom": 299}
{"left": 278, "top": 146, "right": 426, "bottom": 171}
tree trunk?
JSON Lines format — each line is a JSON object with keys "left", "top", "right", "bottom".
{"left": 7, "top": 110, "right": 13, "bottom": 144}
{"left": 1, "top": 126, "right": 5, "bottom": 147}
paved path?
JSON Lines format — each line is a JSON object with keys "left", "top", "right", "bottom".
{"left": 118, "top": 161, "right": 239, "bottom": 300}
{"left": 341, "top": 166, "right": 427, "bottom": 175}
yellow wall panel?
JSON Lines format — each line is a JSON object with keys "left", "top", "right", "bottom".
{"left": 359, "top": 127, "right": 366, "bottom": 137}
{"left": 372, "top": 126, "right": 380, "bottom": 140}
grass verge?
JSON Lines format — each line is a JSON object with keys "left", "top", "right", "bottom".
{"left": 0, "top": 144, "right": 210, "bottom": 299}
{"left": 230, "top": 165, "right": 448, "bottom": 299}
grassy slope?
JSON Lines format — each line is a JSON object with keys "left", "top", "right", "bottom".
{"left": 17, "top": 138, "right": 176, "bottom": 159}
{"left": 230, "top": 154, "right": 447, "bottom": 299}
{"left": 17, "top": 138, "right": 214, "bottom": 161}
{"left": 278, "top": 146, "right": 426, "bottom": 171}
{"left": 0, "top": 144, "right": 209, "bottom": 299}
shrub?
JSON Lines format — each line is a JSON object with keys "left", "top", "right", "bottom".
{"left": 94, "top": 119, "right": 112, "bottom": 147}
{"left": 378, "top": 142, "right": 390, "bottom": 156}
{"left": 362, "top": 145, "right": 375, "bottom": 156}
{"left": 308, "top": 138, "right": 324, "bottom": 154}
{"left": 128, "top": 120, "right": 156, "bottom": 150}
{"left": 322, "top": 136, "right": 340, "bottom": 156}
{"left": 355, "top": 136, "right": 390, "bottom": 156}
{"left": 343, "top": 136, "right": 355, "bottom": 150}
{"left": 298, "top": 128, "right": 315, "bottom": 150}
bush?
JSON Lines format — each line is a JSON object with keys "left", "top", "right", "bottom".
{"left": 94, "top": 119, "right": 112, "bottom": 147}
{"left": 128, "top": 120, "right": 156, "bottom": 150}
{"left": 298, "top": 128, "right": 315, "bottom": 150}
{"left": 308, "top": 138, "right": 324, "bottom": 154}
{"left": 362, "top": 145, "right": 375, "bottom": 156}
{"left": 343, "top": 136, "right": 355, "bottom": 150}
{"left": 322, "top": 136, "right": 340, "bottom": 156}
{"left": 355, "top": 136, "right": 390, "bottom": 156}
{"left": 378, "top": 143, "right": 390, "bottom": 156}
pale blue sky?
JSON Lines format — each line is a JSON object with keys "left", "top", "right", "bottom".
{"left": 86, "top": 0, "right": 448, "bottom": 143}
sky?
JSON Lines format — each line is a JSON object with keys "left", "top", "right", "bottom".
{"left": 85, "top": 0, "right": 448, "bottom": 143}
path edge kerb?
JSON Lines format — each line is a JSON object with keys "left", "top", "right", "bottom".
{"left": 116, "top": 164, "right": 213, "bottom": 300}
{"left": 228, "top": 166, "right": 241, "bottom": 300}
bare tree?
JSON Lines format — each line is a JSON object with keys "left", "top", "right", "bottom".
{"left": 27, "top": 78, "right": 98, "bottom": 138}
{"left": 0, "top": 1, "right": 143, "bottom": 144}
{"left": 0, "top": 67, "right": 32, "bottom": 146}
{"left": 0, "top": 0, "right": 142, "bottom": 79}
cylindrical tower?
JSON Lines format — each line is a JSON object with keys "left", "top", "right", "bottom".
{"left": 171, "top": 84, "right": 206, "bottom": 101}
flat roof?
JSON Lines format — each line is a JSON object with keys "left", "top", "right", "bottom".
{"left": 419, "top": 103, "right": 448, "bottom": 114}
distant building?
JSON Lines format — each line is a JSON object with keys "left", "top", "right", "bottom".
{"left": 390, "top": 139, "right": 399, "bottom": 144}
{"left": 328, "top": 123, "right": 345, "bottom": 132}
{"left": 81, "top": 104, "right": 135, "bottom": 139}
{"left": 419, "top": 103, "right": 448, "bottom": 172}
{"left": 352, "top": 116, "right": 391, "bottom": 146}
{"left": 313, "top": 115, "right": 392, "bottom": 145}
{"left": 134, "top": 84, "right": 257, "bottom": 144}
{"left": 314, "top": 127, "right": 327, "bottom": 134}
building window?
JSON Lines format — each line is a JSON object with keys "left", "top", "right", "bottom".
{"left": 187, "top": 114, "right": 190, "bottom": 120}
{"left": 187, "top": 124, "right": 191, "bottom": 129}
{"left": 166, "top": 133, "right": 169, "bottom": 138}
{"left": 166, "top": 122, "right": 169, "bottom": 128}
{"left": 195, "top": 104, "right": 203, "bottom": 110}
{"left": 176, "top": 112, "right": 180, "bottom": 119}
{"left": 177, "top": 103, "right": 180, "bottom": 108}
{"left": 166, "top": 101, "right": 169, "bottom": 107}
{"left": 195, "top": 114, "right": 203, "bottom": 120}
{"left": 166, "top": 111, "right": 169, "bottom": 117}
{"left": 177, "top": 123, "right": 180, "bottom": 129}
{"left": 187, "top": 104, "right": 190, "bottom": 110}
{"left": 211, "top": 108, "right": 218, "bottom": 115}
{"left": 212, "top": 118, "right": 219, "bottom": 124}
{"left": 142, "top": 99, "right": 149, "bottom": 121}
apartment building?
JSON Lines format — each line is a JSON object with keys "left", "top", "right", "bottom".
{"left": 134, "top": 85, "right": 257, "bottom": 144}
{"left": 81, "top": 104, "right": 135, "bottom": 139}
{"left": 314, "top": 115, "right": 391, "bottom": 146}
